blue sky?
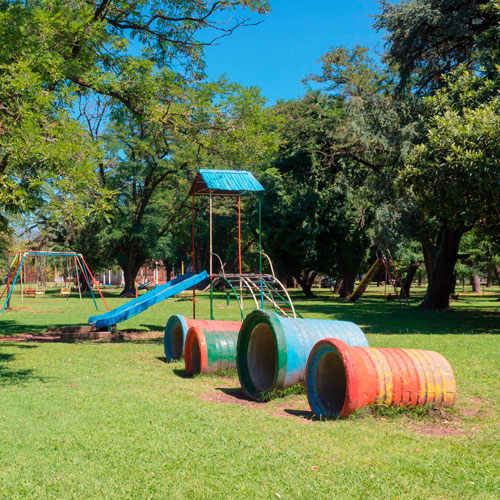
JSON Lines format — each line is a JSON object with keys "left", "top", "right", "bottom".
{"left": 204, "top": 0, "right": 385, "bottom": 105}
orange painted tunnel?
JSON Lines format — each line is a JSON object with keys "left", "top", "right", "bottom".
{"left": 306, "top": 338, "right": 457, "bottom": 418}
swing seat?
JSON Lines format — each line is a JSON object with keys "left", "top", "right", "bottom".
{"left": 36, "top": 288, "right": 45, "bottom": 295}
{"left": 59, "top": 287, "right": 71, "bottom": 298}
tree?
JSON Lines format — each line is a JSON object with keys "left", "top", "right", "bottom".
{"left": 376, "top": 0, "right": 500, "bottom": 94}
{"left": 0, "top": 59, "right": 103, "bottom": 220}
{"left": 256, "top": 89, "right": 378, "bottom": 297}
{"left": 375, "top": 0, "right": 500, "bottom": 308}
{"left": 49, "top": 77, "right": 277, "bottom": 295}
{"left": 301, "top": 47, "right": 418, "bottom": 297}
{"left": 401, "top": 68, "right": 500, "bottom": 308}
{"left": 0, "top": 0, "right": 269, "bottom": 218}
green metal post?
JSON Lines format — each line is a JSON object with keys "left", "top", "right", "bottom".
{"left": 258, "top": 199, "right": 262, "bottom": 275}
{"left": 258, "top": 198, "right": 264, "bottom": 309}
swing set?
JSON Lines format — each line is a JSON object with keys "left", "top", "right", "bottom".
{"left": 1, "top": 250, "right": 109, "bottom": 314}
{"left": 349, "top": 250, "right": 410, "bottom": 305}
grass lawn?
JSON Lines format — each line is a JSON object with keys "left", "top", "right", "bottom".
{"left": 0, "top": 285, "right": 499, "bottom": 499}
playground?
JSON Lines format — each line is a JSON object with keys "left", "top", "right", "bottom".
{"left": 0, "top": 169, "right": 498, "bottom": 498}
{"left": 2, "top": 0, "right": 500, "bottom": 496}
{"left": 0, "top": 285, "right": 499, "bottom": 499}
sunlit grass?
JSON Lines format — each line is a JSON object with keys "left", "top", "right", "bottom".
{"left": 0, "top": 284, "right": 499, "bottom": 498}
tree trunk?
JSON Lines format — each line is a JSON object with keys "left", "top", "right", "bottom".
{"left": 421, "top": 241, "right": 437, "bottom": 286}
{"left": 339, "top": 266, "right": 356, "bottom": 299}
{"left": 494, "top": 266, "right": 500, "bottom": 301}
{"left": 450, "top": 274, "right": 457, "bottom": 297}
{"left": 79, "top": 271, "right": 90, "bottom": 292}
{"left": 162, "top": 259, "right": 172, "bottom": 282}
{"left": 420, "top": 227, "right": 464, "bottom": 310}
{"left": 333, "top": 277, "right": 343, "bottom": 295}
{"left": 294, "top": 272, "right": 316, "bottom": 298}
{"left": 120, "top": 259, "right": 145, "bottom": 297}
{"left": 122, "top": 269, "right": 138, "bottom": 296}
{"left": 471, "top": 274, "right": 481, "bottom": 293}
{"left": 495, "top": 266, "right": 500, "bottom": 284}
{"left": 486, "top": 267, "right": 493, "bottom": 287}
{"left": 400, "top": 260, "right": 421, "bottom": 298}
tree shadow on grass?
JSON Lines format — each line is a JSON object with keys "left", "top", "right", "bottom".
{"left": 0, "top": 344, "right": 48, "bottom": 386}
{"left": 294, "top": 295, "right": 500, "bottom": 335}
{"left": 142, "top": 324, "right": 165, "bottom": 332}
{"left": 0, "top": 319, "right": 92, "bottom": 336}
{"left": 111, "top": 336, "right": 163, "bottom": 345}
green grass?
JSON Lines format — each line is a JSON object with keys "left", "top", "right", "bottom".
{"left": 0, "top": 285, "right": 499, "bottom": 499}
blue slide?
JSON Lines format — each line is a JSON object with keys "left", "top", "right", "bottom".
{"left": 88, "top": 271, "right": 209, "bottom": 329}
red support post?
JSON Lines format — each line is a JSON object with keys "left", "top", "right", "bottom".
{"left": 192, "top": 195, "right": 196, "bottom": 319}
{"left": 0, "top": 252, "right": 22, "bottom": 301}
{"left": 80, "top": 256, "right": 110, "bottom": 311}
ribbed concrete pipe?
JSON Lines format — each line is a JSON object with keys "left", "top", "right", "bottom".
{"left": 236, "top": 310, "right": 369, "bottom": 399}
{"left": 164, "top": 314, "right": 241, "bottom": 361}
{"left": 306, "top": 338, "right": 457, "bottom": 419}
{"left": 184, "top": 326, "right": 240, "bottom": 374}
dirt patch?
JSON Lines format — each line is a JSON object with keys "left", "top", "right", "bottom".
{"left": 414, "top": 423, "right": 466, "bottom": 437}
{"left": 197, "top": 387, "right": 484, "bottom": 429}
{"left": 410, "top": 405, "right": 471, "bottom": 437}
{"left": 115, "top": 331, "right": 163, "bottom": 341}
{"left": 199, "top": 389, "right": 262, "bottom": 409}
{"left": 0, "top": 330, "right": 163, "bottom": 343}
{"left": 199, "top": 389, "right": 315, "bottom": 421}
{"left": 0, "top": 333, "right": 59, "bottom": 342}
{"left": 458, "top": 397, "right": 489, "bottom": 419}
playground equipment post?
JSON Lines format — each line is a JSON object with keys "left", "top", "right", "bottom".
{"left": 6, "top": 249, "right": 11, "bottom": 310}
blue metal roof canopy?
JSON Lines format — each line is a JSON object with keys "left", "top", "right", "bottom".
{"left": 189, "top": 169, "right": 264, "bottom": 196}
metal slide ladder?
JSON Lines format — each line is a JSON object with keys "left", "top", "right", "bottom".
{"left": 210, "top": 252, "right": 301, "bottom": 319}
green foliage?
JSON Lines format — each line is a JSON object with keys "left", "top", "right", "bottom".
{"left": 262, "top": 47, "right": 417, "bottom": 294}
{"left": 0, "top": 225, "right": 12, "bottom": 277}
{"left": 0, "top": 58, "right": 103, "bottom": 217}
{"left": 0, "top": 0, "right": 270, "bottom": 223}
{"left": 376, "top": 0, "right": 500, "bottom": 94}
{"left": 55, "top": 77, "right": 277, "bottom": 286}
{"left": 258, "top": 92, "right": 374, "bottom": 293}
{"left": 401, "top": 68, "right": 500, "bottom": 232}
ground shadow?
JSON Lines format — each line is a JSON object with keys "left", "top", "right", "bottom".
{"left": 293, "top": 292, "right": 500, "bottom": 335}
{"left": 0, "top": 319, "right": 96, "bottom": 337}
{"left": 0, "top": 343, "right": 38, "bottom": 349}
{"left": 173, "top": 368, "right": 192, "bottom": 379}
{"left": 111, "top": 336, "right": 163, "bottom": 345}
{"left": 216, "top": 386, "right": 263, "bottom": 403}
{"left": 142, "top": 324, "right": 165, "bottom": 332}
{"left": 283, "top": 408, "right": 317, "bottom": 421}
{"left": 0, "top": 344, "right": 48, "bottom": 386}
{"left": 156, "top": 356, "right": 167, "bottom": 363}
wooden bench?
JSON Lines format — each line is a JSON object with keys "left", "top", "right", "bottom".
{"left": 24, "top": 287, "right": 37, "bottom": 298}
